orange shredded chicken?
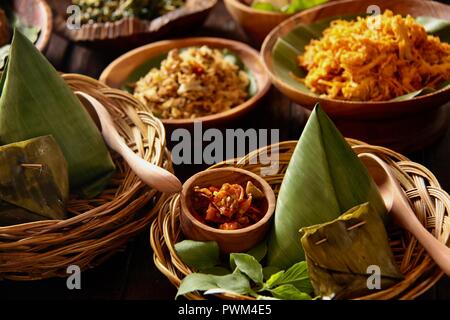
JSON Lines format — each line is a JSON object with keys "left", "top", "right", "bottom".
{"left": 298, "top": 10, "right": 450, "bottom": 101}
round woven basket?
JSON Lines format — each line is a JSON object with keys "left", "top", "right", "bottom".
{"left": 150, "top": 140, "right": 450, "bottom": 300}
{"left": 0, "top": 74, "right": 173, "bottom": 281}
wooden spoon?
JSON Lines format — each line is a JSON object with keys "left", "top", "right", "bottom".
{"left": 75, "top": 91, "right": 182, "bottom": 194}
{"left": 358, "top": 153, "right": 450, "bottom": 276}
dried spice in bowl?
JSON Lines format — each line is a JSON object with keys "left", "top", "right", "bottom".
{"left": 191, "top": 181, "right": 266, "bottom": 230}
{"left": 72, "top": 0, "right": 185, "bottom": 24}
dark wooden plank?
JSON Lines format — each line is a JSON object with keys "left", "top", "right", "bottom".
{"left": 121, "top": 232, "right": 177, "bottom": 299}
{"left": 0, "top": 248, "right": 131, "bottom": 300}
{"left": 44, "top": 33, "right": 71, "bottom": 70}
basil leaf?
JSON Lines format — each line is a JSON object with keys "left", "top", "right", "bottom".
{"left": 174, "top": 240, "right": 220, "bottom": 270}
{"left": 269, "top": 284, "right": 312, "bottom": 300}
{"left": 200, "top": 266, "right": 231, "bottom": 276}
{"left": 230, "top": 253, "right": 264, "bottom": 285}
{"left": 265, "top": 261, "right": 311, "bottom": 292}
{"left": 176, "top": 272, "right": 251, "bottom": 299}
{"left": 246, "top": 241, "right": 267, "bottom": 262}
{"left": 263, "top": 266, "right": 281, "bottom": 281}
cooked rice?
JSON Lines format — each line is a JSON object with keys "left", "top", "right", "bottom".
{"left": 133, "top": 46, "right": 249, "bottom": 119}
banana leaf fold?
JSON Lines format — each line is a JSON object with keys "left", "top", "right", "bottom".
{"left": 300, "top": 203, "right": 403, "bottom": 299}
{"left": 267, "top": 106, "right": 386, "bottom": 269}
{"left": 0, "top": 30, "right": 115, "bottom": 197}
{"left": 0, "top": 135, "right": 69, "bottom": 226}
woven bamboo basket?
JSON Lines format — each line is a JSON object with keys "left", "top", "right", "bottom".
{"left": 0, "top": 74, "right": 173, "bottom": 281}
{"left": 150, "top": 140, "right": 450, "bottom": 300}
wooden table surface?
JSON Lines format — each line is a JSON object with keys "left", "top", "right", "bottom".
{"left": 2, "top": 0, "right": 450, "bottom": 300}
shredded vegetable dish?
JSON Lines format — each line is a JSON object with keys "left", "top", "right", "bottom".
{"left": 298, "top": 10, "right": 450, "bottom": 101}
{"left": 133, "top": 46, "right": 249, "bottom": 119}
{"left": 191, "top": 181, "right": 265, "bottom": 230}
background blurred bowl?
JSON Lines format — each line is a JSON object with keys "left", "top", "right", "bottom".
{"left": 49, "top": 0, "right": 217, "bottom": 52}
{"left": 100, "top": 37, "right": 271, "bottom": 130}
{"left": 179, "top": 167, "right": 276, "bottom": 253}
{"left": 224, "top": 0, "right": 292, "bottom": 46}
{"left": 11, "top": 0, "right": 52, "bottom": 52}
{"left": 261, "top": 0, "right": 450, "bottom": 151}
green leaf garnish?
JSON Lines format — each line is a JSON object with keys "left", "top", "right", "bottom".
{"left": 176, "top": 272, "right": 251, "bottom": 298}
{"left": 174, "top": 240, "right": 220, "bottom": 270}
{"left": 230, "top": 253, "right": 264, "bottom": 285}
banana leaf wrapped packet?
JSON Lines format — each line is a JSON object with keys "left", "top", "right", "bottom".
{"left": 0, "top": 30, "right": 115, "bottom": 197}
{"left": 267, "top": 106, "right": 386, "bottom": 269}
{"left": 300, "top": 203, "right": 403, "bottom": 299}
{"left": 0, "top": 135, "right": 69, "bottom": 226}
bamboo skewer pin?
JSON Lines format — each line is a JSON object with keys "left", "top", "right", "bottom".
{"left": 20, "top": 163, "right": 43, "bottom": 169}
{"left": 314, "top": 221, "right": 367, "bottom": 245}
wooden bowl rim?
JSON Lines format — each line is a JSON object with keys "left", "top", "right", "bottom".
{"left": 54, "top": 0, "right": 217, "bottom": 42}
{"left": 180, "top": 167, "right": 276, "bottom": 235}
{"left": 12, "top": 0, "right": 53, "bottom": 52}
{"left": 100, "top": 37, "right": 272, "bottom": 126}
{"left": 261, "top": 0, "right": 450, "bottom": 107}
{"left": 224, "top": 0, "right": 293, "bottom": 17}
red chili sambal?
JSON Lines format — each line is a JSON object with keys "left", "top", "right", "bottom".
{"left": 191, "top": 181, "right": 265, "bottom": 230}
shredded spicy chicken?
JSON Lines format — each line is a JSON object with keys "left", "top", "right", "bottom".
{"left": 298, "top": 10, "right": 450, "bottom": 101}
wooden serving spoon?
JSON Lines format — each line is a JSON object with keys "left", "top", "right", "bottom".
{"left": 75, "top": 91, "right": 182, "bottom": 194}
{"left": 358, "top": 153, "right": 450, "bottom": 276}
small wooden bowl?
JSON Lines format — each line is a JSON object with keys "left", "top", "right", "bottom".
{"left": 224, "top": 0, "right": 292, "bottom": 46}
{"left": 10, "top": 0, "right": 52, "bottom": 52}
{"left": 100, "top": 37, "right": 271, "bottom": 130}
{"left": 179, "top": 168, "right": 276, "bottom": 253}
{"left": 261, "top": 0, "right": 450, "bottom": 151}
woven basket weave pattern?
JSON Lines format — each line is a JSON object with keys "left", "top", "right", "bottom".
{"left": 150, "top": 140, "right": 450, "bottom": 300}
{"left": 0, "top": 74, "right": 173, "bottom": 281}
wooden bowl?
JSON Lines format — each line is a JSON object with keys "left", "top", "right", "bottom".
{"left": 10, "top": 0, "right": 52, "bottom": 52}
{"left": 224, "top": 0, "right": 292, "bottom": 46}
{"left": 49, "top": 0, "right": 217, "bottom": 52}
{"left": 100, "top": 37, "right": 271, "bottom": 130}
{"left": 179, "top": 168, "right": 276, "bottom": 253}
{"left": 261, "top": 0, "right": 450, "bottom": 152}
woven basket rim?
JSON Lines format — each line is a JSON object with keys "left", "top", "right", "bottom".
{"left": 0, "top": 74, "right": 172, "bottom": 281}
{"left": 150, "top": 139, "right": 450, "bottom": 300}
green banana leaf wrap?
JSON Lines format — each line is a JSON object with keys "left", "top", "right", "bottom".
{"left": 300, "top": 203, "right": 403, "bottom": 299}
{"left": 267, "top": 106, "right": 386, "bottom": 269}
{"left": 0, "top": 135, "right": 69, "bottom": 226}
{"left": 0, "top": 30, "right": 115, "bottom": 198}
